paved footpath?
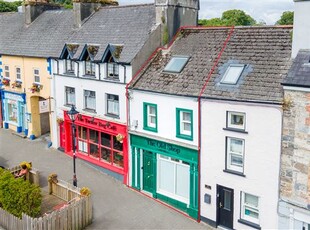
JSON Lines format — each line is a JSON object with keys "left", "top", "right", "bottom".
{"left": 0, "top": 129, "right": 212, "bottom": 229}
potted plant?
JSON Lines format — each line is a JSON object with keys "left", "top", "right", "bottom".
{"left": 30, "top": 83, "right": 43, "bottom": 93}
{"left": 1, "top": 78, "right": 10, "bottom": 86}
{"left": 80, "top": 187, "right": 91, "bottom": 196}
{"left": 12, "top": 81, "right": 22, "bottom": 88}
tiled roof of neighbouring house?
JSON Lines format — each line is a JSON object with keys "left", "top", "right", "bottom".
{"left": 0, "top": 4, "right": 156, "bottom": 62}
{"left": 283, "top": 50, "right": 310, "bottom": 88}
{"left": 130, "top": 26, "right": 293, "bottom": 104}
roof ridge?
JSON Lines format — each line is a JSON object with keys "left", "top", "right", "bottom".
{"left": 99, "top": 3, "right": 154, "bottom": 10}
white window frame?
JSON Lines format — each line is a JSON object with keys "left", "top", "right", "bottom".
{"left": 106, "top": 94, "right": 119, "bottom": 116}
{"left": 34, "top": 69, "right": 40, "bottom": 83}
{"left": 180, "top": 110, "right": 192, "bottom": 136}
{"left": 227, "top": 111, "right": 246, "bottom": 130}
{"left": 221, "top": 64, "right": 245, "bottom": 84}
{"left": 65, "top": 59, "right": 75, "bottom": 74}
{"left": 16, "top": 67, "right": 21, "bottom": 81}
{"left": 84, "top": 90, "right": 96, "bottom": 111}
{"left": 107, "top": 63, "right": 119, "bottom": 78}
{"left": 241, "top": 192, "right": 260, "bottom": 225}
{"left": 4, "top": 65, "right": 10, "bottom": 78}
{"left": 147, "top": 105, "right": 156, "bottom": 128}
{"left": 65, "top": 86, "right": 75, "bottom": 106}
{"left": 85, "top": 61, "right": 95, "bottom": 76}
{"left": 226, "top": 137, "right": 245, "bottom": 173}
{"left": 156, "top": 154, "right": 190, "bottom": 204}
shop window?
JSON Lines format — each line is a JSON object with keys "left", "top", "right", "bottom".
{"left": 34, "top": 69, "right": 40, "bottom": 83}
{"left": 76, "top": 126, "right": 124, "bottom": 168}
{"left": 65, "top": 59, "right": 75, "bottom": 74}
{"left": 16, "top": 67, "right": 21, "bottom": 81}
{"left": 65, "top": 87, "right": 75, "bottom": 106}
{"left": 143, "top": 102, "right": 157, "bottom": 132}
{"left": 84, "top": 90, "right": 96, "bottom": 112}
{"left": 157, "top": 154, "right": 190, "bottom": 204}
{"left": 106, "top": 94, "right": 119, "bottom": 117}
{"left": 7, "top": 101, "right": 18, "bottom": 124}
{"left": 107, "top": 63, "right": 119, "bottom": 79}
{"left": 4, "top": 65, "right": 10, "bottom": 78}
{"left": 176, "top": 108, "right": 193, "bottom": 141}
{"left": 225, "top": 137, "right": 245, "bottom": 174}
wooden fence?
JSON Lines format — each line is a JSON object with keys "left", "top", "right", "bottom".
{"left": 0, "top": 179, "right": 92, "bottom": 230}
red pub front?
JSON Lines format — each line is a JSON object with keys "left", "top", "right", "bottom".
{"left": 64, "top": 112, "right": 128, "bottom": 184}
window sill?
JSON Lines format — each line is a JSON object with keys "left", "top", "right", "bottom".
{"left": 105, "top": 113, "right": 120, "bottom": 119}
{"left": 238, "top": 219, "right": 261, "bottom": 229}
{"left": 223, "top": 169, "right": 245, "bottom": 177}
{"left": 64, "top": 104, "right": 75, "bottom": 107}
{"left": 223, "top": 127, "right": 248, "bottom": 134}
{"left": 82, "top": 74, "right": 96, "bottom": 79}
{"left": 176, "top": 134, "right": 193, "bottom": 141}
{"left": 104, "top": 77, "right": 120, "bottom": 82}
{"left": 64, "top": 72, "right": 76, "bottom": 76}
{"left": 143, "top": 127, "right": 157, "bottom": 133}
{"left": 83, "top": 108, "right": 96, "bottom": 114}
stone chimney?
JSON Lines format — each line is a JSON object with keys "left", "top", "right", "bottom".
{"left": 73, "top": 0, "right": 118, "bottom": 28}
{"left": 155, "top": 0, "right": 199, "bottom": 44}
{"left": 292, "top": 0, "right": 310, "bottom": 58}
{"left": 23, "top": 1, "right": 61, "bottom": 25}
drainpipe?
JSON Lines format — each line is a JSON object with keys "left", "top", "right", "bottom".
{"left": 197, "top": 26, "right": 234, "bottom": 222}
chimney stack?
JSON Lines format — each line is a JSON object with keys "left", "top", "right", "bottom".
{"left": 292, "top": 0, "right": 310, "bottom": 58}
{"left": 155, "top": 0, "right": 199, "bottom": 44}
{"left": 73, "top": 0, "right": 118, "bottom": 28}
{"left": 23, "top": 1, "right": 61, "bottom": 25}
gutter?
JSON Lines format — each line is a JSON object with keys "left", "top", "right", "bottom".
{"left": 197, "top": 26, "right": 235, "bottom": 222}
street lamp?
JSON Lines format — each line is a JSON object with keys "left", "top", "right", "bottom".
{"left": 67, "top": 105, "right": 79, "bottom": 187}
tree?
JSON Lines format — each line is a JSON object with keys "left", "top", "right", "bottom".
{"left": 0, "top": 1, "right": 22, "bottom": 12}
{"left": 276, "top": 11, "right": 294, "bottom": 25}
{"left": 221, "top": 9, "right": 256, "bottom": 26}
{"left": 199, "top": 9, "right": 256, "bottom": 27}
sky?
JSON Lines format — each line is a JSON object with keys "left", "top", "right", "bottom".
{"left": 118, "top": 0, "right": 294, "bottom": 25}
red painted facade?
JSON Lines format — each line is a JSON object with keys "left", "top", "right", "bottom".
{"left": 63, "top": 111, "right": 128, "bottom": 184}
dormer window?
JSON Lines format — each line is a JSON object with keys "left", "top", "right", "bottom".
{"left": 85, "top": 61, "right": 95, "bottom": 76}
{"left": 65, "top": 59, "right": 75, "bottom": 74}
{"left": 107, "top": 62, "right": 119, "bottom": 79}
{"left": 163, "top": 56, "right": 189, "bottom": 73}
{"left": 221, "top": 64, "right": 245, "bottom": 85}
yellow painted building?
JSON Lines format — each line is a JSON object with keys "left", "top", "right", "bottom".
{"left": 1, "top": 55, "right": 53, "bottom": 139}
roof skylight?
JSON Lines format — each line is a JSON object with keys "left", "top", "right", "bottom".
{"left": 163, "top": 56, "right": 189, "bottom": 73}
{"left": 220, "top": 64, "right": 245, "bottom": 85}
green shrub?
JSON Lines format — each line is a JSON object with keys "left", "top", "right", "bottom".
{"left": 0, "top": 168, "right": 42, "bottom": 218}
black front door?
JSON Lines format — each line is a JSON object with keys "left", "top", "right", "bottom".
{"left": 217, "top": 185, "right": 234, "bottom": 229}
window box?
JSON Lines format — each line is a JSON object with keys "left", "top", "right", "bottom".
{"left": 30, "top": 83, "right": 43, "bottom": 93}
{"left": 1, "top": 78, "right": 10, "bottom": 86}
{"left": 12, "top": 80, "right": 22, "bottom": 89}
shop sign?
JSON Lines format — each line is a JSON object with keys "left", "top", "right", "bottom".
{"left": 147, "top": 139, "right": 181, "bottom": 154}
{"left": 39, "top": 100, "right": 49, "bottom": 113}
{"left": 4, "top": 92, "right": 24, "bottom": 102}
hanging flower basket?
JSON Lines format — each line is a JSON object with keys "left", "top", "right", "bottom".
{"left": 19, "top": 161, "right": 32, "bottom": 170}
{"left": 1, "top": 78, "right": 10, "bottom": 86}
{"left": 56, "top": 117, "right": 64, "bottom": 124}
{"left": 30, "top": 83, "right": 43, "bottom": 93}
{"left": 48, "top": 173, "right": 58, "bottom": 183}
{"left": 116, "top": 134, "right": 124, "bottom": 143}
{"left": 12, "top": 81, "right": 22, "bottom": 88}
{"left": 80, "top": 187, "right": 91, "bottom": 196}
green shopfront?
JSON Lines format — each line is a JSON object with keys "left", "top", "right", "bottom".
{"left": 130, "top": 134, "right": 198, "bottom": 219}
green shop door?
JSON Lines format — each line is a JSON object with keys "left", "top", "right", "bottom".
{"left": 142, "top": 151, "right": 154, "bottom": 194}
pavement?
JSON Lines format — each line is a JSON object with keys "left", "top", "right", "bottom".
{"left": 0, "top": 128, "right": 212, "bottom": 229}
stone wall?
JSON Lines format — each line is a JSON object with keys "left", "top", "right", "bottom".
{"left": 281, "top": 90, "right": 310, "bottom": 208}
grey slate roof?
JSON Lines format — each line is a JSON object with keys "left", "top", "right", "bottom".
{"left": 0, "top": 4, "right": 156, "bottom": 62}
{"left": 130, "top": 26, "right": 292, "bottom": 103}
{"left": 283, "top": 50, "right": 310, "bottom": 87}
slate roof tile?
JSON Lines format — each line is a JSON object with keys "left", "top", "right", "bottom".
{"left": 0, "top": 4, "right": 156, "bottom": 62}
{"left": 130, "top": 26, "right": 292, "bottom": 103}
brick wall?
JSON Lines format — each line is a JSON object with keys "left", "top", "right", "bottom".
{"left": 281, "top": 90, "right": 310, "bottom": 208}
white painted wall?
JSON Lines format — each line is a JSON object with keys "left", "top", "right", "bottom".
{"left": 292, "top": 1, "right": 310, "bottom": 58}
{"left": 200, "top": 100, "right": 282, "bottom": 229}
{"left": 50, "top": 59, "right": 131, "bottom": 148}
{"left": 129, "top": 90, "right": 198, "bottom": 146}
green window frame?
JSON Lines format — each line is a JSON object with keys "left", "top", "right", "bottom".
{"left": 176, "top": 108, "right": 193, "bottom": 141}
{"left": 143, "top": 102, "right": 158, "bottom": 132}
